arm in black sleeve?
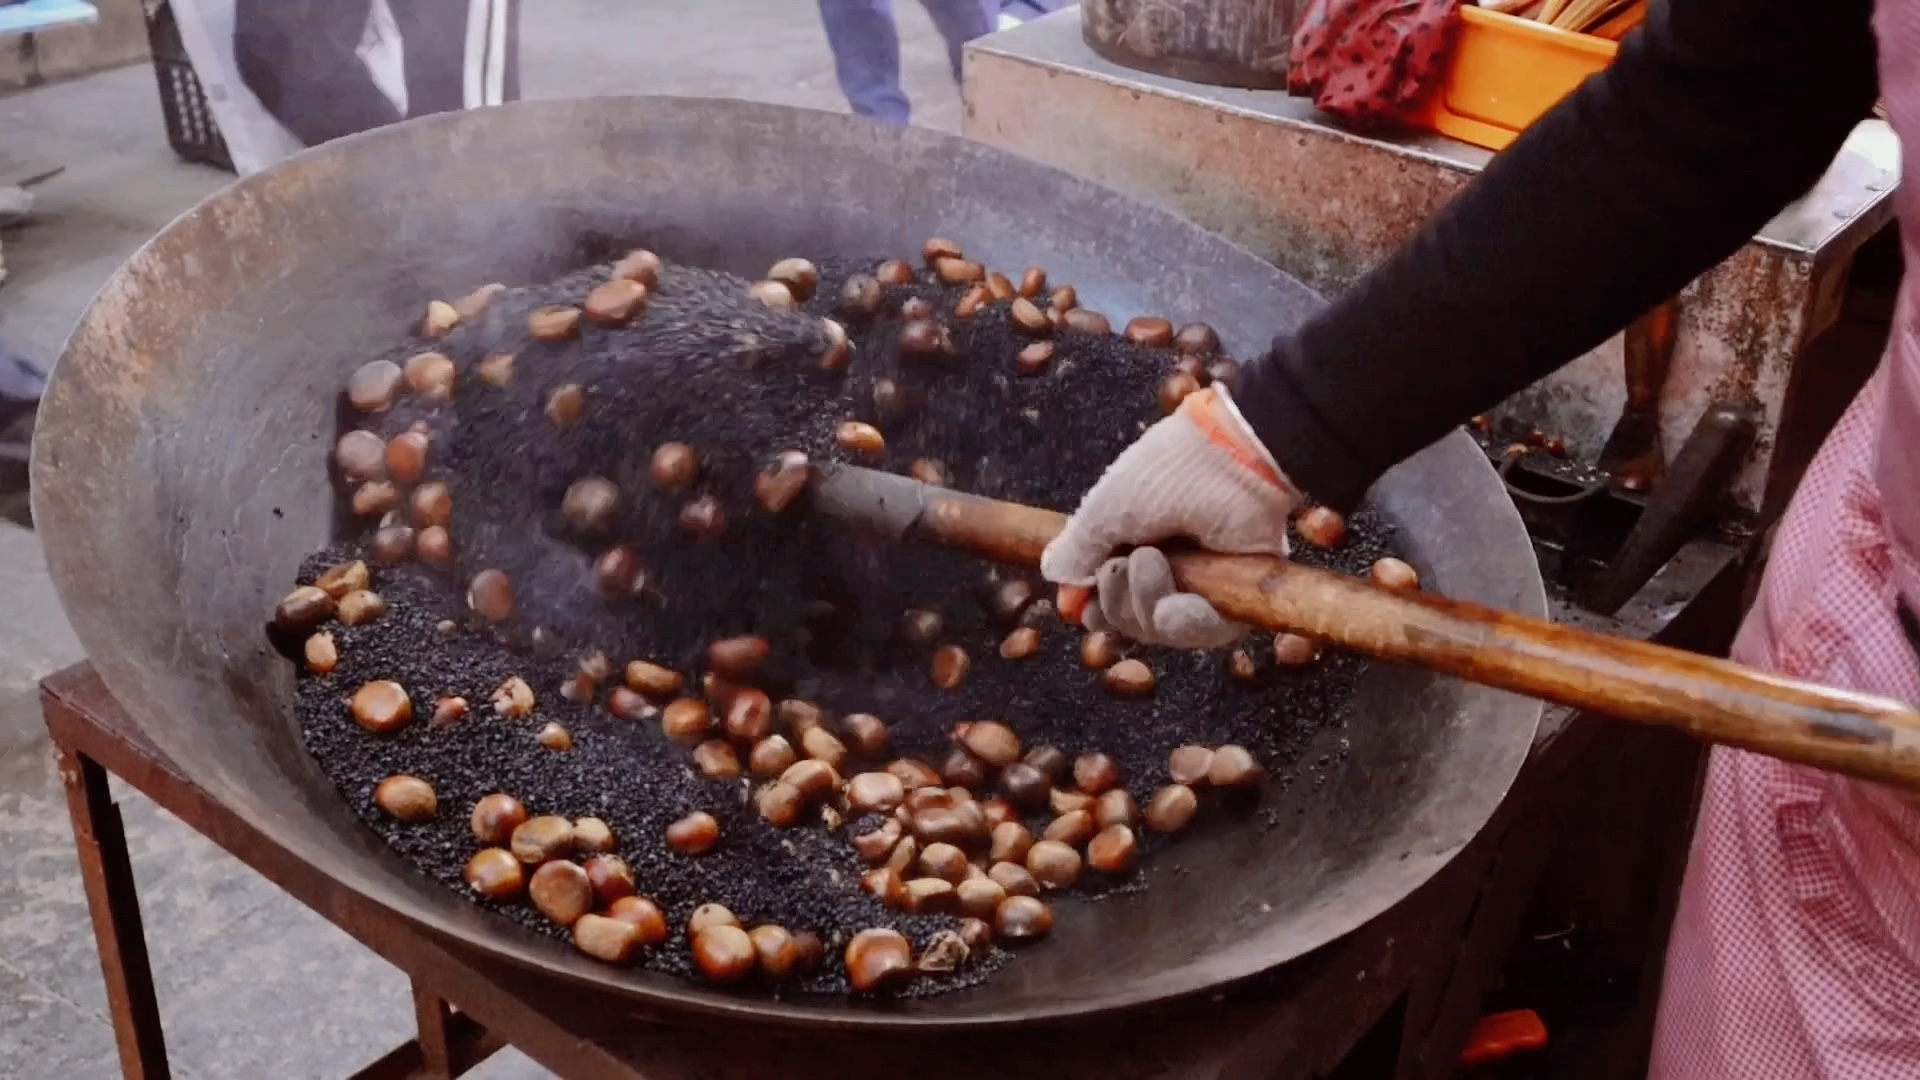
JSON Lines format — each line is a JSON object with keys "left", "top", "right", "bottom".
{"left": 1232, "top": 0, "right": 1880, "bottom": 512}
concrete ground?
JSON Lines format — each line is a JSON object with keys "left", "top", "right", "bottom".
{"left": 0, "top": 4, "right": 968, "bottom": 1076}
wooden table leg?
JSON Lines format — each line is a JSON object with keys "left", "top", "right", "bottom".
{"left": 55, "top": 744, "right": 172, "bottom": 1080}
{"left": 413, "top": 985, "right": 456, "bottom": 1078}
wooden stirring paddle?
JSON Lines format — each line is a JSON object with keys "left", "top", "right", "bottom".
{"left": 811, "top": 464, "right": 1920, "bottom": 792}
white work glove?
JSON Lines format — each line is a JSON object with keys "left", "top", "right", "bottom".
{"left": 1040, "top": 385, "right": 1301, "bottom": 649}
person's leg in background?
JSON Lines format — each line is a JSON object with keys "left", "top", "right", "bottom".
{"left": 818, "top": 0, "right": 912, "bottom": 124}
{"left": 916, "top": 0, "right": 997, "bottom": 82}
{"left": 0, "top": 338, "right": 45, "bottom": 495}
{"left": 0, "top": 340, "right": 44, "bottom": 428}
{"left": 997, "top": 0, "right": 1072, "bottom": 29}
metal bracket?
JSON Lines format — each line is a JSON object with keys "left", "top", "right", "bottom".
{"left": 1582, "top": 406, "right": 1758, "bottom": 615}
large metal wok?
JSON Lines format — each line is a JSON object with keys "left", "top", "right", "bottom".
{"left": 31, "top": 98, "right": 1544, "bottom": 1030}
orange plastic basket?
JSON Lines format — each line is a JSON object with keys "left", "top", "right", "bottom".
{"left": 1411, "top": 6, "right": 1620, "bottom": 151}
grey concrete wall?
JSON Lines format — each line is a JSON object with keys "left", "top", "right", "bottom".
{"left": 0, "top": 0, "right": 151, "bottom": 93}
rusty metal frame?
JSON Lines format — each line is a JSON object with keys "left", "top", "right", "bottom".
{"left": 47, "top": 675, "right": 515, "bottom": 1080}
{"left": 1389, "top": 538, "right": 1747, "bottom": 1077}
{"left": 56, "top": 746, "right": 170, "bottom": 1079}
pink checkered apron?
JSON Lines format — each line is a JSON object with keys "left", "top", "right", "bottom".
{"left": 1646, "top": 9, "right": 1920, "bottom": 1073}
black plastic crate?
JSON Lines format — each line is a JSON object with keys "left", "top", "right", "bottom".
{"left": 144, "top": 0, "right": 235, "bottom": 172}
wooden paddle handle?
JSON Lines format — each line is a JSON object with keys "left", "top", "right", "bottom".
{"left": 916, "top": 489, "right": 1920, "bottom": 791}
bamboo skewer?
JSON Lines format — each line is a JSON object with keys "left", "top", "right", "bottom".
{"left": 1551, "top": 0, "right": 1635, "bottom": 31}
{"left": 1588, "top": 2, "right": 1649, "bottom": 39}
{"left": 1488, "top": 0, "right": 1645, "bottom": 35}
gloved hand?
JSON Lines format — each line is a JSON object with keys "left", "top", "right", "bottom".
{"left": 1040, "top": 385, "right": 1301, "bottom": 648}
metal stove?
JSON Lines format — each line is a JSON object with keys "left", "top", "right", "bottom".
{"left": 961, "top": 12, "right": 1903, "bottom": 1075}
{"left": 963, "top": 10, "right": 1898, "bottom": 525}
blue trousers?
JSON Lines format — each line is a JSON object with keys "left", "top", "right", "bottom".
{"left": 0, "top": 339, "right": 43, "bottom": 434}
{"left": 817, "top": 0, "right": 998, "bottom": 125}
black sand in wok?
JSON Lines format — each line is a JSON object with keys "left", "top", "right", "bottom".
{"left": 293, "top": 250, "right": 1397, "bottom": 997}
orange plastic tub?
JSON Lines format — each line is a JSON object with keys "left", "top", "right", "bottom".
{"left": 1412, "top": 6, "right": 1619, "bottom": 151}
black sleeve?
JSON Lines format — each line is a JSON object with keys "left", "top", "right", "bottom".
{"left": 233, "top": 0, "right": 404, "bottom": 147}
{"left": 1232, "top": 0, "right": 1880, "bottom": 512}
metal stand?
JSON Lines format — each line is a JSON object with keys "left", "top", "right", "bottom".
{"left": 47, "top": 686, "right": 507, "bottom": 1080}
{"left": 57, "top": 747, "right": 170, "bottom": 1080}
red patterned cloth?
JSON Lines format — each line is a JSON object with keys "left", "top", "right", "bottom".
{"left": 1289, "top": 0, "right": 1463, "bottom": 128}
